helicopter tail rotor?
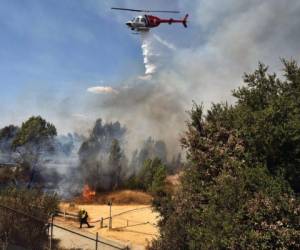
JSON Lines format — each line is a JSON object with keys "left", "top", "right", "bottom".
{"left": 183, "top": 14, "right": 189, "bottom": 28}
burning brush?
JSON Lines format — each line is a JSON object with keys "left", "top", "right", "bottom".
{"left": 82, "top": 184, "right": 96, "bottom": 201}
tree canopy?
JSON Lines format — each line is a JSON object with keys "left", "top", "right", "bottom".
{"left": 149, "top": 60, "right": 300, "bottom": 250}
{"left": 12, "top": 116, "right": 57, "bottom": 148}
{"left": 79, "top": 119, "right": 127, "bottom": 191}
{"left": 231, "top": 60, "right": 300, "bottom": 192}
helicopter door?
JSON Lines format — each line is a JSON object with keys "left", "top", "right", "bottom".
{"left": 134, "top": 17, "right": 145, "bottom": 27}
{"left": 140, "top": 17, "right": 147, "bottom": 28}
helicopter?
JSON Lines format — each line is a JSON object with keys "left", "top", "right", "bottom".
{"left": 111, "top": 7, "right": 189, "bottom": 33}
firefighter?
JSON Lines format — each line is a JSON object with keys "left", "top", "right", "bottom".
{"left": 79, "top": 208, "right": 91, "bottom": 228}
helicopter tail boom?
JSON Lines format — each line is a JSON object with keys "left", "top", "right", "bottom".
{"left": 159, "top": 14, "right": 189, "bottom": 28}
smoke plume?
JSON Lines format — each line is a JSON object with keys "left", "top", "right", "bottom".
{"left": 2, "top": 1, "right": 300, "bottom": 195}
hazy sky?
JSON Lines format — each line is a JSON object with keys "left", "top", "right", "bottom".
{"left": 1, "top": 0, "right": 300, "bottom": 137}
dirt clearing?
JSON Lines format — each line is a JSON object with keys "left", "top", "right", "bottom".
{"left": 59, "top": 203, "right": 160, "bottom": 248}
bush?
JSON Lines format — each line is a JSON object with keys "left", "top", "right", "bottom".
{"left": 0, "top": 187, "right": 58, "bottom": 249}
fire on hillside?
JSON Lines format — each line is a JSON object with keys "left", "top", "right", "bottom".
{"left": 82, "top": 184, "right": 96, "bottom": 201}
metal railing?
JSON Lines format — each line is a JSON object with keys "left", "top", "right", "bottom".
{"left": 56, "top": 205, "right": 152, "bottom": 230}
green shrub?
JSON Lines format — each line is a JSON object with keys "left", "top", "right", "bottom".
{"left": 0, "top": 187, "right": 59, "bottom": 249}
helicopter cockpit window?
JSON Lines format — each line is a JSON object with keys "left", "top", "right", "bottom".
{"left": 141, "top": 18, "right": 146, "bottom": 23}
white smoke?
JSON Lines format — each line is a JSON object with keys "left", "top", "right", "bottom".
{"left": 5, "top": 0, "right": 300, "bottom": 171}
{"left": 153, "top": 34, "right": 176, "bottom": 51}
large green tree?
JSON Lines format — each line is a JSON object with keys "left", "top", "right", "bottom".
{"left": 232, "top": 61, "right": 300, "bottom": 192}
{"left": 149, "top": 60, "right": 300, "bottom": 250}
{"left": 13, "top": 116, "right": 56, "bottom": 148}
{"left": 12, "top": 116, "right": 57, "bottom": 187}
{"left": 78, "top": 119, "right": 127, "bottom": 191}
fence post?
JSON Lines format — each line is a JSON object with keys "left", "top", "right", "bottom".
{"left": 49, "top": 214, "right": 54, "bottom": 250}
{"left": 108, "top": 201, "right": 112, "bottom": 230}
{"left": 100, "top": 217, "right": 103, "bottom": 228}
{"left": 109, "top": 218, "right": 112, "bottom": 229}
{"left": 95, "top": 232, "right": 98, "bottom": 250}
{"left": 109, "top": 216, "right": 112, "bottom": 229}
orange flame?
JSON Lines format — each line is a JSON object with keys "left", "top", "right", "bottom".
{"left": 82, "top": 185, "right": 96, "bottom": 201}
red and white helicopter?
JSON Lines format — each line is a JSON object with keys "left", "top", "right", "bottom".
{"left": 112, "top": 7, "right": 189, "bottom": 32}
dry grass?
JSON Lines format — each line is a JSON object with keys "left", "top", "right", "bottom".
{"left": 99, "top": 190, "right": 153, "bottom": 204}
{"left": 74, "top": 190, "right": 153, "bottom": 205}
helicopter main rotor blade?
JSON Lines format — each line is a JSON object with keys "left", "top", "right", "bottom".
{"left": 111, "top": 7, "right": 180, "bottom": 14}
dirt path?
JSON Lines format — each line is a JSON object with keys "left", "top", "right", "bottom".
{"left": 59, "top": 204, "right": 160, "bottom": 249}
{"left": 53, "top": 220, "right": 127, "bottom": 250}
